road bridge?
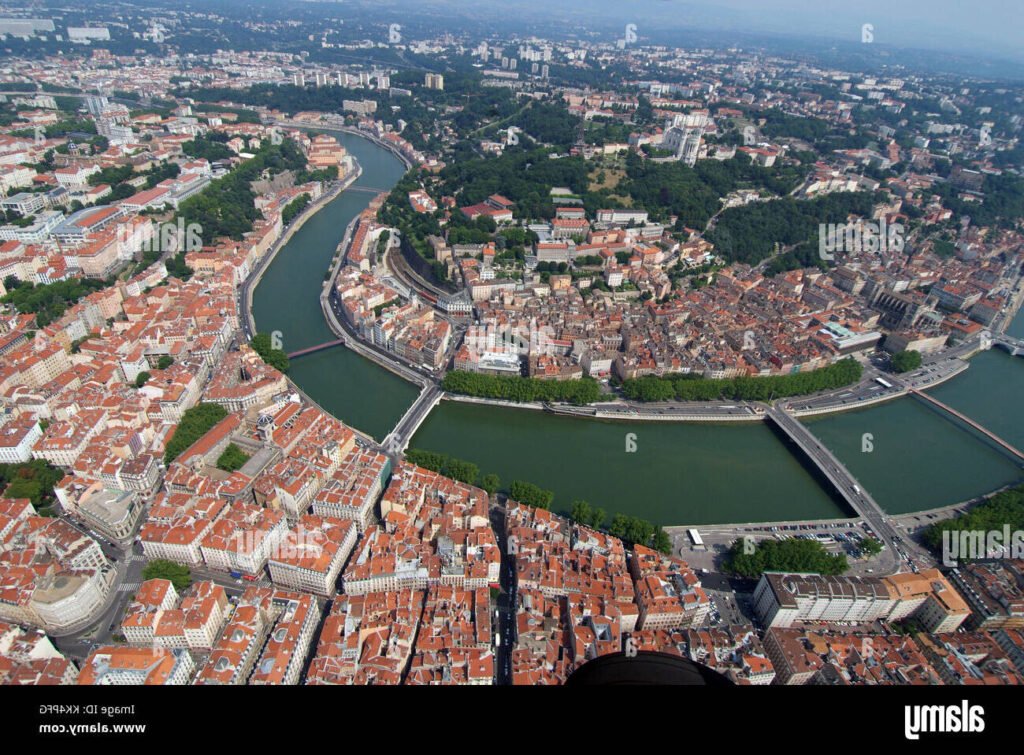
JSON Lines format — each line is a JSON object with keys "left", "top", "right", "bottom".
{"left": 993, "top": 333, "right": 1024, "bottom": 357}
{"left": 766, "top": 406, "right": 906, "bottom": 572}
{"left": 382, "top": 384, "right": 445, "bottom": 455}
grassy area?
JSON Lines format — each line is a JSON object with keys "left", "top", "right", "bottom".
{"left": 588, "top": 164, "right": 628, "bottom": 193}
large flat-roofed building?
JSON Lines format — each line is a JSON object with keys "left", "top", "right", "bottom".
{"left": 29, "top": 568, "right": 116, "bottom": 632}
{"left": 51, "top": 205, "right": 125, "bottom": 245}
{"left": 885, "top": 570, "right": 971, "bottom": 633}
{"left": 753, "top": 570, "right": 970, "bottom": 633}
{"left": 753, "top": 572, "right": 897, "bottom": 628}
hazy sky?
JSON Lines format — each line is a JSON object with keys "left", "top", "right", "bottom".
{"left": 458, "top": 0, "right": 1024, "bottom": 63}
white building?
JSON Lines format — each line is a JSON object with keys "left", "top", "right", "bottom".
{"left": 662, "top": 112, "right": 709, "bottom": 166}
{"left": 0, "top": 415, "right": 42, "bottom": 463}
{"left": 30, "top": 567, "right": 116, "bottom": 632}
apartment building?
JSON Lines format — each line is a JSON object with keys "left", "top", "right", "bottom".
{"left": 312, "top": 447, "right": 391, "bottom": 532}
{"left": 248, "top": 592, "right": 320, "bottom": 685}
{"left": 753, "top": 570, "right": 969, "bottom": 632}
{"left": 79, "top": 646, "right": 195, "bottom": 685}
{"left": 195, "top": 604, "right": 269, "bottom": 685}
{"left": 267, "top": 515, "right": 358, "bottom": 596}
{"left": 0, "top": 415, "right": 42, "bottom": 463}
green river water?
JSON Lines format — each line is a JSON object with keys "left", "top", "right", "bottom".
{"left": 252, "top": 131, "right": 1024, "bottom": 525}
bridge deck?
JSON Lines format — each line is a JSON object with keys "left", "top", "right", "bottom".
{"left": 911, "top": 389, "right": 1024, "bottom": 460}
{"left": 286, "top": 339, "right": 345, "bottom": 359}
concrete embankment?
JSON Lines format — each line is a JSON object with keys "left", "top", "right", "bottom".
{"left": 441, "top": 394, "right": 546, "bottom": 411}
{"left": 242, "top": 164, "right": 362, "bottom": 334}
{"left": 318, "top": 214, "right": 431, "bottom": 387}
{"left": 558, "top": 407, "right": 765, "bottom": 423}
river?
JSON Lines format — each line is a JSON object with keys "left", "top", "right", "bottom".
{"left": 252, "top": 130, "right": 1024, "bottom": 525}
{"left": 250, "top": 131, "right": 419, "bottom": 441}
{"left": 804, "top": 352, "right": 1024, "bottom": 516}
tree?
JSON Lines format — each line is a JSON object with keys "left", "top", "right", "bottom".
{"left": 1, "top": 277, "right": 108, "bottom": 327}
{"left": 164, "top": 403, "right": 229, "bottom": 464}
{"left": 509, "top": 480, "right": 554, "bottom": 510}
{"left": 442, "top": 457, "right": 479, "bottom": 486}
{"left": 570, "top": 499, "right": 593, "bottom": 526}
{"left": 0, "top": 459, "right": 64, "bottom": 511}
{"left": 142, "top": 560, "right": 192, "bottom": 591}
{"left": 608, "top": 514, "right": 630, "bottom": 540}
{"left": 653, "top": 527, "right": 673, "bottom": 555}
{"left": 251, "top": 332, "right": 290, "bottom": 373}
{"left": 923, "top": 484, "right": 1024, "bottom": 556}
{"left": 441, "top": 370, "right": 601, "bottom": 405}
{"left": 216, "top": 443, "right": 250, "bottom": 473}
{"left": 134, "top": 371, "right": 151, "bottom": 388}
{"left": 282, "top": 192, "right": 311, "bottom": 225}
{"left": 404, "top": 448, "right": 479, "bottom": 486}
{"left": 157, "top": 355, "right": 174, "bottom": 370}
{"left": 861, "top": 537, "right": 883, "bottom": 556}
{"left": 622, "top": 358, "right": 863, "bottom": 403}
{"left": 890, "top": 350, "right": 922, "bottom": 374}
{"left": 480, "top": 473, "right": 501, "bottom": 495}
{"left": 591, "top": 508, "right": 607, "bottom": 530}
{"left": 725, "top": 537, "right": 848, "bottom": 578}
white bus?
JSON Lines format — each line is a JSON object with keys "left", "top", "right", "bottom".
{"left": 874, "top": 377, "right": 894, "bottom": 389}
{"left": 688, "top": 528, "right": 706, "bottom": 550}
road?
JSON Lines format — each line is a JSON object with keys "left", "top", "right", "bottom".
{"left": 382, "top": 383, "right": 444, "bottom": 455}
{"left": 323, "top": 287, "right": 436, "bottom": 386}
{"left": 51, "top": 547, "right": 146, "bottom": 660}
{"left": 490, "top": 501, "right": 515, "bottom": 685}
{"left": 787, "top": 348, "right": 972, "bottom": 414}
{"left": 766, "top": 404, "right": 934, "bottom": 574}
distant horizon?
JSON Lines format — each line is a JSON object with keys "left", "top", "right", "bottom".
{"left": 393, "top": 0, "right": 1024, "bottom": 67}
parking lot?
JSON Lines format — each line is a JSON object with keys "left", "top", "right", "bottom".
{"left": 670, "top": 518, "right": 897, "bottom": 579}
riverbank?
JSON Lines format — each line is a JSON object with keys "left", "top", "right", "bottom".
{"left": 272, "top": 119, "right": 415, "bottom": 171}
{"left": 316, "top": 213, "right": 433, "bottom": 387}
{"left": 548, "top": 402, "right": 764, "bottom": 422}
{"left": 241, "top": 162, "right": 362, "bottom": 336}
{"left": 442, "top": 393, "right": 546, "bottom": 411}
{"left": 249, "top": 126, "right": 1024, "bottom": 530}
